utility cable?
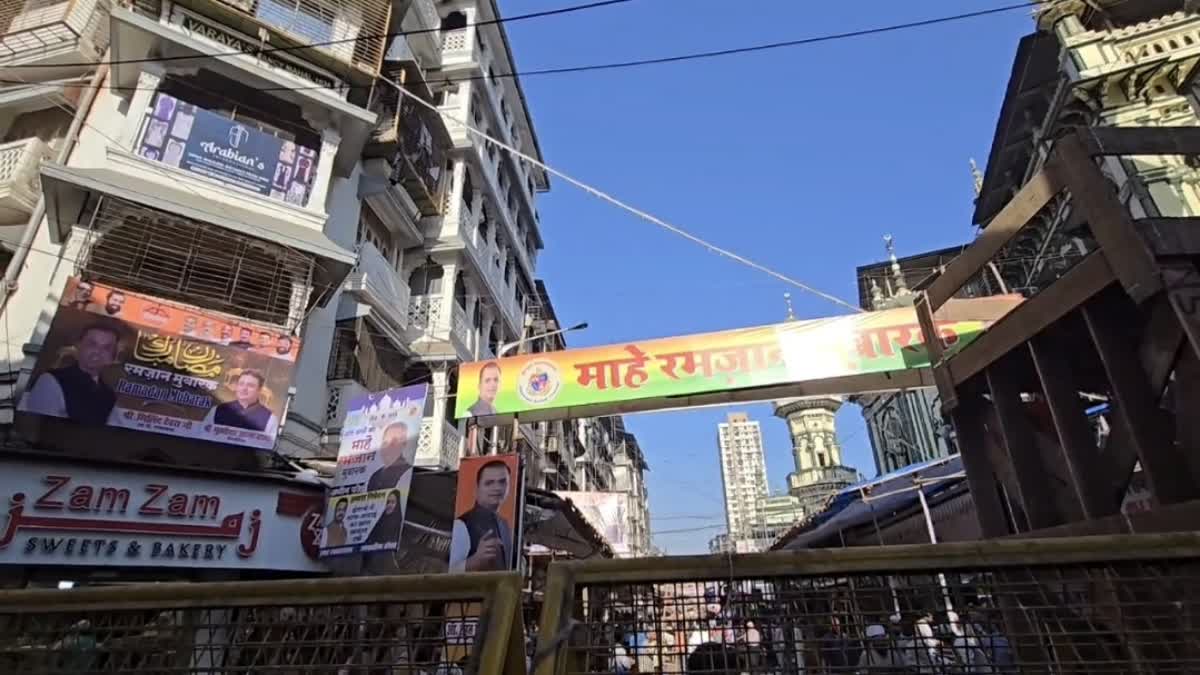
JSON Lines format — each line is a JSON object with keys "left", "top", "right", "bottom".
{"left": 1, "top": 2, "right": 1053, "bottom": 91}
{"left": 0, "top": 0, "right": 642, "bottom": 70}
{"left": 387, "top": 71, "right": 864, "bottom": 312}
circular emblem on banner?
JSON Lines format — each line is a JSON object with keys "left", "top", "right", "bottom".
{"left": 517, "top": 360, "right": 561, "bottom": 405}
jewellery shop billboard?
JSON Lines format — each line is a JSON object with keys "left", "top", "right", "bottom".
{"left": 18, "top": 277, "right": 300, "bottom": 450}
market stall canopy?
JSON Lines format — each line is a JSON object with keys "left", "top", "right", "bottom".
{"left": 772, "top": 455, "right": 966, "bottom": 551}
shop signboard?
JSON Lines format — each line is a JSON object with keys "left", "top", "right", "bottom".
{"left": 319, "top": 385, "right": 427, "bottom": 558}
{"left": 448, "top": 454, "right": 521, "bottom": 573}
{"left": 18, "top": 277, "right": 298, "bottom": 451}
{"left": 0, "top": 457, "right": 325, "bottom": 571}
{"left": 137, "top": 92, "right": 318, "bottom": 206}
{"left": 455, "top": 297, "right": 1023, "bottom": 421}
{"left": 555, "top": 491, "right": 631, "bottom": 557}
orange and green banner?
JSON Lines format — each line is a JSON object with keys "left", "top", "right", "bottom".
{"left": 454, "top": 296, "right": 1021, "bottom": 421}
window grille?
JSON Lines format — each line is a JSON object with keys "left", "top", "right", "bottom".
{"left": 77, "top": 196, "right": 318, "bottom": 329}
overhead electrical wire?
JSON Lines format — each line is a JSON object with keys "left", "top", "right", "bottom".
{"left": 1, "top": 0, "right": 1061, "bottom": 312}
{"left": 0, "top": 0, "right": 642, "bottom": 70}
{"left": 2, "top": 1, "right": 1053, "bottom": 92}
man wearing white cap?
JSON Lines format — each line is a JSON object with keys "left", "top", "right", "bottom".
{"left": 856, "top": 623, "right": 909, "bottom": 672}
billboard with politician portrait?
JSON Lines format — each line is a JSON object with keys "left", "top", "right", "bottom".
{"left": 18, "top": 277, "right": 299, "bottom": 450}
{"left": 448, "top": 454, "right": 520, "bottom": 573}
{"left": 454, "top": 297, "right": 1023, "bottom": 422}
{"left": 319, "top": 385, "right": 427, "bottom": 558}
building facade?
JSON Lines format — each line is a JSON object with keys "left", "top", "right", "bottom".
{"left": 716, "top": 412, "right": 769, "bottom": 553}
{"left": 0, "top": 0, "right": 410, "bottom": 584}
{"left": 773, "top": 397, "right": 860, "bottom": 514}
{"left": 976, "top": 1, "right": 1200, "bottom": 293}
{"left": 851, "top": 241, "right": 996, "bottom": 476}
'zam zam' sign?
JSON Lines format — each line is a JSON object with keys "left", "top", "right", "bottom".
{"left": 0, "top": 459, "right": 326, "bottom": 572}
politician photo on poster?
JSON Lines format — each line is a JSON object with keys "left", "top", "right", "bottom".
{"left": 448, "top": 454, "right": 520, "bottom": 573}
{"left": 319, "top": 384, "right": 428, "bottom": 558}
{"left": 18, "top": 277, "right": 299, "bottom": 450}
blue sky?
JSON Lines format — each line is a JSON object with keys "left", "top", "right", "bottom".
{"left": 500, "top": 0, "right": 1034, "bottom": 554}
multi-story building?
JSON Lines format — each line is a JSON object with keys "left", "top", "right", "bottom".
{"left": 773, "top": 397, "right": 860, "bottom": 514}
{"left": 708, "top": 533, "right": 732, "bottom": 554}
{"left": 285, "top": 0, "right": 552, "bottom": 471}
{"left": 611, "top": 428, "right": 652, "bottom": 557}
{"left": 0, "top": 0, "right": 413, "bottom": 583}
{"left": 717, "top": 412, "right": 769, "bottom": 553}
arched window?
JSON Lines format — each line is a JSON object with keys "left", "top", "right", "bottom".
{"left": 441, "top": 11, "right": 466, "bottom": 31}
{"left": 489, "top": 325, "right": 502, "bottom": 355}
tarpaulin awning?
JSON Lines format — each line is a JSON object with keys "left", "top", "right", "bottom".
{"left": 773, "top": 455, "right": 966, "bottom": 551}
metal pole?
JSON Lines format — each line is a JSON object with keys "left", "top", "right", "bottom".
{"left": 916, "top": 484, "right": 955, "bottom": 614}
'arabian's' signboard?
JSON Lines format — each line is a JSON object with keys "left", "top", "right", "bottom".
{"left": 455, "top": 297, "right": 1022, "bottom": 422}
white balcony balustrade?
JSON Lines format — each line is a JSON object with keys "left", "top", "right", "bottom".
{"left": 343, "top": 240, "right": 411, "bottom": 339}
{"left": 416, "top": 416, "right": 462, "bottom": 469}
{"left": 0, "top": 137, "right": 50, "bottom": 225}
{"left": 0, "top": 0, "right": 109, "bottom": 68}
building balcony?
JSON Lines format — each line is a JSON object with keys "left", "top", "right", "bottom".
{"left": 416, "top": 416, "right": 462, "bottom": 469}
{"left": 163, "top": 0, "right": 390, "bottom": 82}
{"left": 0, "top": 0, "right": 109, "bottom": 74}
{"left": 402, "top": 0, "right": 440, "bottom": 69}
{"left": 0, "top": 137, "right": 49, "bottom": 225}
{"left": 439, "top": 27, "right": 475, "bottom": 68}
{"left": 343, "top": 239, "right": 411, "bottom": 339}
{"left": 406, "top": 293, "right": 477, "bottom": 358}
{"left": 365, "top": 79, "right": 450, "bottom": 217}
{"left": 324, "top": 378, "right": 369, "bottom": 436}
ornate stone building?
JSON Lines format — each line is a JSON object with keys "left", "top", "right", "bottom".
{"left": 773, "top": 396, "right": 860, "bottom": 514}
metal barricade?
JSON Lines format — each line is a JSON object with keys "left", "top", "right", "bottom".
{"left": 0, "top": 572, "right": 525, "bottom": 674}
{"left": 535, "top": 533, "right": 1200, "bottom": 674}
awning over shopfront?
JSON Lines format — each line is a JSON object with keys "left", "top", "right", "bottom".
{"left": 40, "top": 163, "right": 357, "bottom": 292}
{"left": 773, "top": 455, "right": 966, "bottom": 551}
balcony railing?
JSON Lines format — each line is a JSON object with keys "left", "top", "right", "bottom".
{"left": 416, "top": 416, "right": 461, "bottom": 469}
{"left": 0, "top": 0, "right": 109, "bottom": 65}
{"left": 0, "top": 137, "right": 49, "bottom": 225}
{"left": 366, "top": 77, "right": 450, "bottom": 216}
{"left": 407, "top": 294, "right": 475, "bottom": 355}
{"left": 170, "top": 0, "right": 389, "bottom": 78}
{"left": 343, "top": 240, "right": 411, "bottom": 338}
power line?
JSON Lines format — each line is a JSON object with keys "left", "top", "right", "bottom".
{"left": 0, "top": 0, "right": 642, "bottom": 70}
{"left": 0, "top": 1, "right": 1047, "bottom": 91}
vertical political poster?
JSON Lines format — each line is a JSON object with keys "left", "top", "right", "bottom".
{"left": 319, "top": 384, "right": 427, "bottom": 558}
{"left": 447, "top": 454, "right": 520, "bottom": 573}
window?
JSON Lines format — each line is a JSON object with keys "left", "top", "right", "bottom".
{"left": 4, "top": 107, "right": 72, "bottom": 147}
{"left": 408, "top": 262, "right": 444, "bottom": 296}
{"left": 357, "top": 208, "right": 394, "bottom": 265}
{"left": 441, "top": 11, "right": 467, "bottom": 31}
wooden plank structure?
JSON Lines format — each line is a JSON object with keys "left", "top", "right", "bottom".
{"left": 914, "top": 126, "right": 1200, "bottom": 537}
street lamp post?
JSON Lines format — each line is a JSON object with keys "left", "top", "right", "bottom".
{"left": 498, "top": 321, "right": 589, "bottom": 357}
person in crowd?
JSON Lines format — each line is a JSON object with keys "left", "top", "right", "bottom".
{"left": 366, "top": 422, "right": 416, "bottom": 492}
{"left": 856, "top": 623, "right": 911, "bottom": 673}
{"left": 686, "top": 642, "right": 739, "bottom": 674}
{"left": 205, "top": 369, "right": 278, "bottom": 434}
{"left": 448, "top": 460, "right": 514, "bottom": 572}
{"left": 21, "top": 322, "right": 121, "bottom": 424}
{"left": 820, "top": 616, "right": 860, "bottom": 672}
{"left": 365, "top": 490, "right": 405, "bottom": 546}
{"left": 467, "top": 362, "right": 501, "bottom": 416}
{"left": 323, "top": 498, "right": 349, "bottom": 547}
